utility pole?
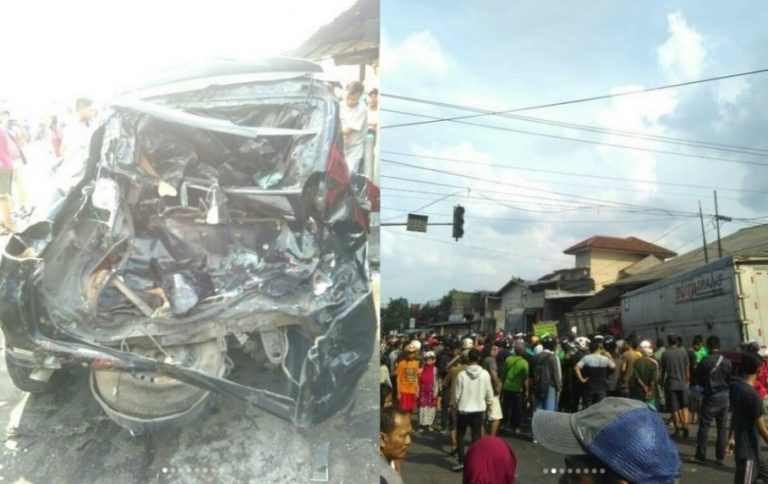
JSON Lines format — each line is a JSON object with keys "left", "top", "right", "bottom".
{"left": 714, "top": 191, "right": 723, "bottom": 258}
{"left": 699, "top": 201, "right": 709, "bottom": 263}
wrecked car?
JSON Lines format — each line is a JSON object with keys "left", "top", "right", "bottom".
{"left": 0, "top": 57, "right": 377, "bottom": 433}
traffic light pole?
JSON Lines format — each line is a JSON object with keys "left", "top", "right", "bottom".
{"left": 380, "top": 205, "right": 465, "bottom": 241}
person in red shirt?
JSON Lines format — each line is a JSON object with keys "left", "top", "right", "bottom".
{"left": 755, "top": 348, "right": 768, "bottom": 425}
{"left": 0, "top": 114, "right": 17, "bottom": 233}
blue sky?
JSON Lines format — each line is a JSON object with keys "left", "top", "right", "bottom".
{"left": 380, "top": 1, "right": 768, "bottom": 304}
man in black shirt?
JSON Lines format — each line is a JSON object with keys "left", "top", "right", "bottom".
{"left": 691, "top": 335, "right": 732, "bottom": 465}
{"left": 727, "top": 351, "right": 768, "bottom": 483}
{"left": 574, "top": 340, "right": 616, "bottom": 407}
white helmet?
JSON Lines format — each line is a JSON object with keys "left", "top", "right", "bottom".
{"left": 461, "top": 337, "right": 474, "bottom": 350}
{"left": 639, "top": 340, "right": 654, "bottom": 357}
{"left": 575, "top": 336, "right": 590, "bottom": 351}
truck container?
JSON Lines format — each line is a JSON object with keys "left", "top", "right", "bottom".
{"left": 620, "top": 255, "right": 768, "bottom": 351}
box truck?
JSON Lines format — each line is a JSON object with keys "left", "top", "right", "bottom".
{"left": 620, "top": 255, "right": 768, "bottom": 352}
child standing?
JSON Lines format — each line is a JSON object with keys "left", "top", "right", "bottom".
{"left": 417, "top": 351, "right": 439, "bottom": 431}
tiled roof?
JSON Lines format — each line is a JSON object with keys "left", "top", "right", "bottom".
{"left": 563, "top": 235, "right": 677, "bottom": 258}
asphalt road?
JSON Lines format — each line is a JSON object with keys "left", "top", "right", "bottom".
{"left": 401, "top": 417, "right": 736, "bottom": 483}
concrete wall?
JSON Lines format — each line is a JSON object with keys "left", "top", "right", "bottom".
{"left": 587, "top": 249, "right": 645, "bottom": 291}
{"left": 500, "top": 284, "right": 530, "bottom": 333}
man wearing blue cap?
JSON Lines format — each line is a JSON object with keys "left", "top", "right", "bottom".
{"left": 532, "top": 397, "right": 681, "bottom": 483}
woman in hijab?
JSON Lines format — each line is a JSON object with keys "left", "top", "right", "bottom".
{"left": 417, "top": 351, "right": 439, "bottom": 431}
{"left": 463, "top": 436, "right": 517, "bottom": 484}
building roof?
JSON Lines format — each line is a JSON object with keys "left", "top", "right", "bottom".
{"left": 611, "top": 224, "right": 768, "bottom": 288}
{"left": 496, "top": 277, "right": 528, "bottom": 296}
{"left": 563, "top": 235, "right": 677, "bottom": 258}
{"left": 292, "top": 0, "right": 379, "bottom": 65}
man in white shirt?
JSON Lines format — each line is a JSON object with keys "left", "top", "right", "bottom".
{"left": 56, "top": 97, "right": 96, "bottom": 195}
{"left": 339, "top": 81, "right": 367, "bottom": 173}
{"left": 453, "top": 349, "right": 493, "bottom": 471}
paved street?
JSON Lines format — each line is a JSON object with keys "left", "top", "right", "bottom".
{"left": 401, "top": 416, "right": 736, "bottom": 483}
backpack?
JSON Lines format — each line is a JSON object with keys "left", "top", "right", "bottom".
{"left": 533, "top": 353, "right": 553, "bottom": 399}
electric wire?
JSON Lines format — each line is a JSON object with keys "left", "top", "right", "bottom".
{"left": 382, "top": 67, "right": 768, "bottom": 128}
{"left": 380, "top": 110, "right": 768, "bottom": 168}
{"left": 382, "top": 150, "right": 768, "bottom": 196}
{"left": 382, "top": 159, "right": 729, "bottom": 218}
{"left": 381, "top": 104, "right": 768, "bottom": 156}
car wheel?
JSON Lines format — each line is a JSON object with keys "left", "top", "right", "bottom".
{"left": 4, "top": 353, "right": 65, "bottom": 394}
{"left": 90, "top": 339, "right": 226, "bottom": 433}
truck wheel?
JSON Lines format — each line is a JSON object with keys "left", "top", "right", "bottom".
{"left": 4, "top": 353, "right": 64, "bottom": 394}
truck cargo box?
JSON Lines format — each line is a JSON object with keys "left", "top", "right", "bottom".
{"left": 620, "top": 256, "right": 768, "bottom": 351}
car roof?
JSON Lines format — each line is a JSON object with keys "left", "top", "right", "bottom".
{"left": 123, "top": 56, "right": 323, "bottom": 94}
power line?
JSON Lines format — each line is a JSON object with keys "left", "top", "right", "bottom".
{"left": 381, "top": 104, "right": 768, "bottom": 157}
{"left": 382, "top": 67, "right": 768, "bottom": 128}
{"left": 383, "top": 160, "right": 760, "bottom": 221}
{"left": 382, "top": 177, "right": 614, "bottom": 210}
{"left": 382, "top": 150, "right": 765, "bottom": 198}
{"left": 382, "top": 172, "right": 758, "bottom": 221}
{"left": 672, "top": 225, "right": 717, "bottom": 253}
{"left": 398, "top": 189, "right": 467, "bottom": 219}
{"left": 382, "top": 187, "right": 611, "bottom": 213}
{"left": 380, "top": 110, "right": 768, "bottom": 169}
{"left": 382, "top": 159, "right": 715, "bottom": 218}
{"left": 381, "top": 206, "right": 687, "bottom": 225}
{"left": 381, "top": 174, "right": 751, "bottom": 220}
{"left": 584, "top": 217, "right": 698, "bottom": 277}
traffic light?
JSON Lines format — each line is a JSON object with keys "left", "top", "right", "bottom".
{"left": 452, "top": 205, "right": 465, "bottom": 240}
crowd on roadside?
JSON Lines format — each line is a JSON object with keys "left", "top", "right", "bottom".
{"left": 380, "top": 328, "right": 768, "bottom": 483}
{"left": 0, "top": 98, "right": 98, "bottom": 234}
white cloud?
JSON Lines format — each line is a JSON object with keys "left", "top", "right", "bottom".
{"left": 657, "top": 11, "right": 706, "bottom": 83}
{"left": 592, "top": 84, "right": 679, "bottom": 192}
{"left": 382, "top": 31, "right": 453, "bottom": 76}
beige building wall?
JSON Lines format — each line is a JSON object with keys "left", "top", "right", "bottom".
{"left": 586, "top": 249, "right": 645, "bottom": 290}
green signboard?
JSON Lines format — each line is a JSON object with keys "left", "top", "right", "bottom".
{"left": 533, "top": 322, "right": 558, "bottom": 338}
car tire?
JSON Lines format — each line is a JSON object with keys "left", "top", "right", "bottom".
{"left": 4, "top": 353, "right": 64, "bottom": 394}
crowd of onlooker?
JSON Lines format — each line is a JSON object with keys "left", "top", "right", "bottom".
{"left": 0, "top": 98, "right": 98, "bottom": 234}
{"left": 380, "top": 328, "right": 768, "bottom": 483}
